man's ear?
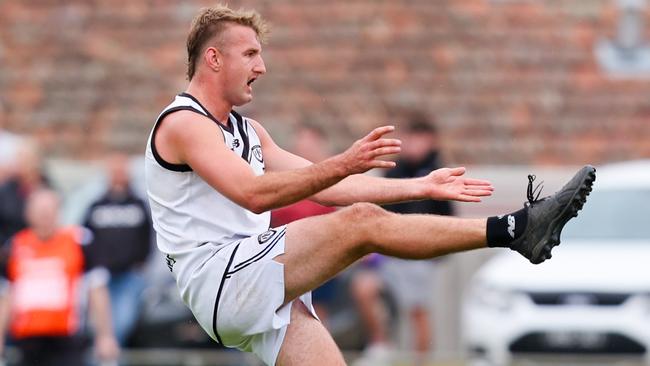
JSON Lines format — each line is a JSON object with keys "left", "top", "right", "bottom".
{"left": 205, "top": 47, "right": 222, "bottom": 72}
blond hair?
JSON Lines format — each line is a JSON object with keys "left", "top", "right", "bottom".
{"left": 186, "top": 4, "right": 269, "bottom": 80}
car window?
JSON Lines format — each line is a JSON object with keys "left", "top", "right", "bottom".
{"left": 562, "top": 189, "right": 650, "bottom": 240}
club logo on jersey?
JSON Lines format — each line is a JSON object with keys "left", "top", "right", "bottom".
{"left": 232, "top": 139, "right": 241, "bottom": 149}
{"left": 258, "top": 229, "right": 276, "bottom": 244}
{"left": 252, "top": 145, "right": 264, "bottom": 163}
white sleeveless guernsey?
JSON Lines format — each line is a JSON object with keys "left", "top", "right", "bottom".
{"left": 145, "top": 93, "right": 318, "bottom": 366}
{"left": 144, "top": 93, "right": 270, "bottom": 257}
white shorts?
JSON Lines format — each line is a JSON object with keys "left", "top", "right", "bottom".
{"left": 171, "top": 226, "right": 318, "bottom": 366}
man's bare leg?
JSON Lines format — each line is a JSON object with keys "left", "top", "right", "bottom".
{"left": 411, "top": 306, "right": 432, "bottom": 360}
{"left": 276, "top": 301, "right": 346, "bottom": 366}
{"left": 277, "top": 164, "right": 597, "bottom": 302}
{"left": 274, "top": 204, "right": 482, "bottom": 365}
{"left": 350, "top": 270, "right": 390, "bottom": 346}
{"left": 276, "top": 203, "right": 486, "bottom": 304}
{"left": 274, "top": 165, "right": 595, "bottom": 365}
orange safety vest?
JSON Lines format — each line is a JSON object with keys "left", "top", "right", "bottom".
{"left": 6, "top": 227, "right": 85, "bottom": 339}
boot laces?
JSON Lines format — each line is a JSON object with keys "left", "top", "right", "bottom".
{"left": 527, "top": 174, "right": 544, "bottom": 204}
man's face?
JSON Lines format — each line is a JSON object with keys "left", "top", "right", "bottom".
{"left": 218, "top": 24, "right": 266, "bottom": 106}
{"left": 401, "top": 131, "right": 436, "bottom": 163}
{"left": 26, "top": 190, "right": 60, "bottom": 238}
{"left": 107, "top": 153, "right": 130, "bottom": 192}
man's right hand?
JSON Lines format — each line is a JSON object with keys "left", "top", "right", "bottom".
{"left": 337, "top": 126, "right": 402, "bottom": 174}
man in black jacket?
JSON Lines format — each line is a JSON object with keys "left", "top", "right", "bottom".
{"left": 0, "top": 140, "right": 50, "bottom": 246}
{"left": 352, "top": 116, "right": 453, "bottom": 365}
{"left": 82, "top": 153, "right": 152, "bottom": 346}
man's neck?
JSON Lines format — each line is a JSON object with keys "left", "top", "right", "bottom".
{"left": 34, "top": 227, "right": 56, "bottom": 242}
{"left": 108, "top": 184, "right": 129, "bottom": 200}
{"left": 186, "top": 80, "right": 232, "bottom": 123}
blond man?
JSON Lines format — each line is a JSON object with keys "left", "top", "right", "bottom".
{"left": 144, "top": 5, "right": 594, "bottom": 365}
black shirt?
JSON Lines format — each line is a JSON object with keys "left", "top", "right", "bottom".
{"left": 82, "top": 188, "right": 152, "bottom": 274}
{"left": 383, "top": 151, "right": 454, "bottom": 216}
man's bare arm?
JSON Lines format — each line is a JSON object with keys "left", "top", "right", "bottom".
{"left": 314, "top": 168, "right": 494, "bottom": 206}
{"left": 155, "top": 112, "right": 401, "bottom": 213}
{"left": 252, "top": 120, "right": 494, "bottom": 206}
{"left": 88, "top": 277, "right": 119, "bottom": 362}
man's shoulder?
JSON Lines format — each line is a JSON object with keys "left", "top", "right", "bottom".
{"left": 159, "top": 109, "right": 226, "bottom": 143}
{"left": 10, "top": 228, "right": 33, "bottom": 242}
{"left": 86, "top": 193, "right": 112, "bottom": 212}
{"left": 123, "top": 191, "right": 149, "bottom": 209}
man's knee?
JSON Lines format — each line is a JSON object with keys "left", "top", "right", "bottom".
{"left": 350, "top": 270, "right": 382, "bottom": 300}
{"left": 335, "top": 203, "right": 389, "bottom": 252}
{"left": 341, "top": 202, "right": 388, "bottom": 223}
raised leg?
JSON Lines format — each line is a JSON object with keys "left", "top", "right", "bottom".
{"left": 276, "top": 202, "right": 486, "bottom": 303}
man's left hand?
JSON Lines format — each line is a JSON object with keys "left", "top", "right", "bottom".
{"left": 422, "top": 167, "right": 494, "bottom": 202}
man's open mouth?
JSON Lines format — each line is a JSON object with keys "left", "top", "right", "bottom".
{"left": 247, "top": 77, "right": 256, "bottom": 86}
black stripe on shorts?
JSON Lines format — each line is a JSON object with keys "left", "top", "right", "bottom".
{"left": 226, "top": 228, "right": 286, "bottom": 278}
{"left": 212, "top": 243, "right": 240, "bottom": 344}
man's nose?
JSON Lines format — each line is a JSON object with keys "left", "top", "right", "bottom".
{"left": 254, "top": 57, "right": 266, "bottom": 74}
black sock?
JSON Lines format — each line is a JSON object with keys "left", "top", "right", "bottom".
{"left": 486, "top": 208, "right": 528, "bottom": 248}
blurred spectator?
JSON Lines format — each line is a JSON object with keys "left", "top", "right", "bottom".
{"left": 0, "top": 189, "right": 119, "bottom": 366}
{"left": 351, "top": 115, "right": 454, "bottom": 365}
{"left": 271, "top": 123, "right": 337, "bottom": 326}
{"left": 0, "top": 100, "right": 21, "bottom": 184}
{"left": 0, "top": 139, "right": 50, "bottom": 246}
{"left": 82, "top": 153, "right": 152, "bottom": 346}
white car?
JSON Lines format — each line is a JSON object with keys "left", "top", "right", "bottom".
{"left": 462, "top": 160, "right": 650, "bottom": 365}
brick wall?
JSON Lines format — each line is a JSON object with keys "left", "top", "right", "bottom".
{"left": 1, "top": 0, "right": 649, "bottom": 164}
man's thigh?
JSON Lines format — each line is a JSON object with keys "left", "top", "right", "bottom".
{"left": 276, "top": 208, "right": 366, "bottom": 304}
{"left": 276, "top": 300, "right": 346, "bottom": 366}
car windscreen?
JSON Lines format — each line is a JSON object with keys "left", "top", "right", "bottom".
{"left": 562, "top": 188, "right": 650, "bottom": 240}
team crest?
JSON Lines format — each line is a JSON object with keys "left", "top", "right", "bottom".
{"left": 258, "top": 229, "right": 276, "bottom": 244}
{"left": 252, "top": 145, "right": 264, "bottom": 163}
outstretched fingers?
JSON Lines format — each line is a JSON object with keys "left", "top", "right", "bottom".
{"left": 367, "top": 144, "right": 400, "bottom": 168}
{"left": 362, "top": 127, "right": 401, "bottom": 168}
{"left": 464, "top": 178, "right": 493, "bottom": 187}
{"left": 372, "top": 160, "right": 397, "bottom": 169}
{"left": 462, "top": 188, "right": 494, "bottom": 197}
{"left": 366, "top": 138, "right": 401, "bottom": 150}
{"left": 448, "top": 166, "right": 467, "bottom": 176}
{"left": 342, "top": 126, "right": 403, "bottom": 174}
{"left": 463, "top": 182, "right": 494, "bottom": 192}
{"left": 363, "top": 125, "right": 396, "bottom": 142}
{"left": 448, "top": 168, "right": 494, "bottom": 193}
{"left": 456, "top": 194, "right": 483, "bottom": 203}
{"left": 448, "top": 167, "right": 493, "bottom": 187}
{"left": 428, "top": 167, "right": 495, "bottom": 202}
{"left": 366, "top": 140, "right": 401, "bottom": 157}
{"left": 456, "top": 184, "right": 494, "bottom": 202}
